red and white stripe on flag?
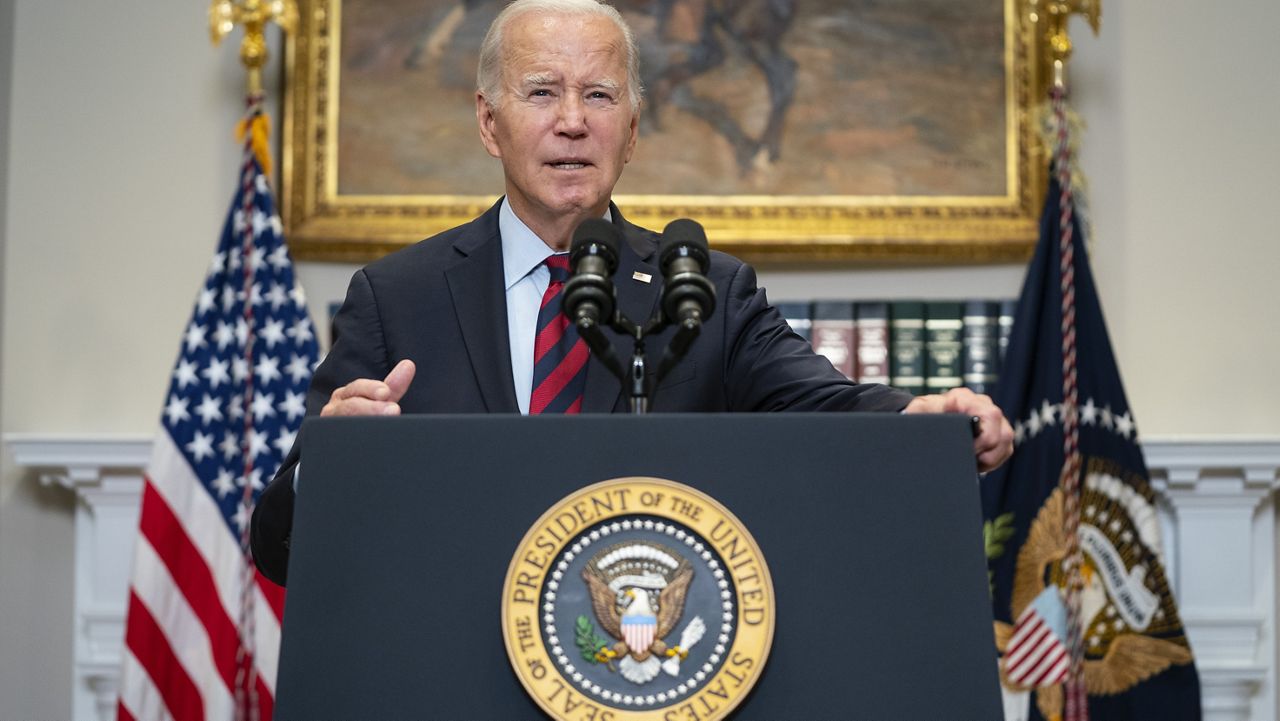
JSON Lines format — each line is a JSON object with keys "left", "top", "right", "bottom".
{"left": 118, "top": 433, "right": 284, "bottom": 721}
{"left": 1005, "top": 594, "right": 1071, "bottom": 688}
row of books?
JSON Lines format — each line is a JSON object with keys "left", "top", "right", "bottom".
{"left": 774, "top": 300, "right": 1017, "bottom": 395}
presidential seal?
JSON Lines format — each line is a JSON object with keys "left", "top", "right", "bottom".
{"left": 502, "top": 478, "right": 774, "bottom": 721}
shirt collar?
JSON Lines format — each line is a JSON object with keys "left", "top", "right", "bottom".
{"left": 499, "top": 198, "right": 613, "bottom": 290}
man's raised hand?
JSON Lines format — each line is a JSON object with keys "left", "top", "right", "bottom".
{"left": 320, "top": 359, "right": 417, "bottom": 417}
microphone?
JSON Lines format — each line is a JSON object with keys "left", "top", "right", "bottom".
{"left": 564, "top": 218, "right": 626, "bottom": 384}
{"left": 564, "top": 218, "right": 621, "bottom": 328}
{"left": 658, "top": 219, "right": 716, "bottom": 330}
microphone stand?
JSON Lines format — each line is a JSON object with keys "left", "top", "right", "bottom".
{"left": 627, "top": 327, "right": 648, "bottom": 414}
{"left": 576, "top": 307, "right": 701, "bottom": 415}
{"left": 569, "top": 307, "right": 647, "bottom": 414}
{"left": 565, "top": 220, "right": 712, "bottom": 415}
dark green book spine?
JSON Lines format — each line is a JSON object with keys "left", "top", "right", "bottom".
{"left": 962, "top": 300, "right": 1001, "bottom": 394}
{"left": 925, "top": 302, "right": 964, "bottom": 393}
{"left": 890, "top": 301, "right": 925, "bottom": 395}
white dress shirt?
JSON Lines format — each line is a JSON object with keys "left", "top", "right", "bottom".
{"left": 500, "top": 198, "right": 610, "bottom": 414}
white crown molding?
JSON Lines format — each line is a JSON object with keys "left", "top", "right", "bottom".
{"left": 5, "top": 433, "right": 152, "bottom": 493}
{"left": 1143, "top": 436, "right": 1280, "bottom": 489}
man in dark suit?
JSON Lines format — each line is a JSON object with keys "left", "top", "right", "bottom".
{"left": 251, "top": 0, "right": 1013, "bottom": 585}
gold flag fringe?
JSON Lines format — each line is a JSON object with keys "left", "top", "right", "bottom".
{"left": 1038, "top": 99, "right": 1093, "bottom": 245}
{"left": 235, "top": 112, "right": 272, "bottom": 176}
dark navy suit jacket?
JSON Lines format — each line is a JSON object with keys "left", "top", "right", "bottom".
{"left": 250, "top": 201, "right": 912, "bottom": 584}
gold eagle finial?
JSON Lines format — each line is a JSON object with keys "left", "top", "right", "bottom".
{"left": 208, "top": 0, "right": 300, "bottom": 95}
{"left": 1026, "top": 0, "right": 1102, "bottom": 95}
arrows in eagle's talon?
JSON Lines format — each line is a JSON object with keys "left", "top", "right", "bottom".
{"left": 594, "top": 646, "right": 618, "bottom": 670}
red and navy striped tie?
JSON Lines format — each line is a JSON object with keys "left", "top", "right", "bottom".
{"left": 530, "top": 254, "right": 588, "bottom": 414}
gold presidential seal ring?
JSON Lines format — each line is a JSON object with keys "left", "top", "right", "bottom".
{"left": 502, "top": 477, "right": 775, "bottom": 720}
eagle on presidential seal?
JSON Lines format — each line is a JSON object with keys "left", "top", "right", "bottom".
{"left": 581, "top": 541, "right": 706, "bottom": 684}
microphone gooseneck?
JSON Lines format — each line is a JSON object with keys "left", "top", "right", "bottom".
{"left": 557, "top": 216, "right": 718, "bottom": 413}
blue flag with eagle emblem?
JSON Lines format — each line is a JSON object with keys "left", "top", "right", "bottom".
{"left": 979, "top": 170, "right": 1201, "bottom": 720}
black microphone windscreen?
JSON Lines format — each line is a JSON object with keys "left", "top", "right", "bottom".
{"left": 659, "top": 218, "right": 709, "bottom": 271}
{"left": 571, "top": 218, "right": 621, "bottom": 271}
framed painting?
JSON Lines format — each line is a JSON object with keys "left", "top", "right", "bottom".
{"left": 282, "top": 0, "right": 1045, "bottom": 263}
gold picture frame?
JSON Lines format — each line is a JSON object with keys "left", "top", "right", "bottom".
{"left": 283, "top": 0, "right": 1045, "bottom": 264}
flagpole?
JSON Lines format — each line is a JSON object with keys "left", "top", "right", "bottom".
{"left": 1047, "top": 12, "right": 1086, "bottom": 720}
{"left": 209, "top": 4, "right": 300, "bottom": 721}
{"left": 1053, "top": 83, "right": 1090, "bottom": 721}
{"left": 1025, "top": 2, "right": 1100, "bottom": 720}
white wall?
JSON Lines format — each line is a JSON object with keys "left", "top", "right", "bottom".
{"left": 0, "top": 0, "right": 9, "bottom": 418}
{"left": 0, "top": 0, "right": 25, "bottom": 704}
{"left": 1071, "top": 3, "right": 1280, "bottom": 437}
{"left": 2, "top": 0, "right": 1278, "bottom": 717}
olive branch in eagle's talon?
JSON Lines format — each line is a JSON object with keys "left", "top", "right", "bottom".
{"left": 576, "top": 615, "right": 619, "bottom": 671}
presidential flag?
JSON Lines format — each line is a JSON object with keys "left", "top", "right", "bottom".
{"left": 980, "top": 93, "right": 1200, "bottom": 720}
{"left": 118, "top": 97, "right": 318, "bottom": 721}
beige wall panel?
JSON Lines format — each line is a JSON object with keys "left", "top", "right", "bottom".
{"left": 1075, "top": 3, "right": 1280, "bottom": 436}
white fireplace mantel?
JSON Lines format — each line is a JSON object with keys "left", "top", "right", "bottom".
{"left": 6, "top": 433, "right": 1279, "bottom": 721}
{"left": 8, "top": 434, "right": 152, "bottom": 721}
{"left": 1145, "top": 438, "right": 1280, "bottom": 721}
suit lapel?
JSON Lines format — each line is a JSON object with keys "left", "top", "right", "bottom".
{"left": 444, "top": 208, "right": 520, "bottom": 413}
{"left": 583, "top": 208, "right": 662, "bottom": 413}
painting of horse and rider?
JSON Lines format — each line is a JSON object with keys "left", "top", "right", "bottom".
{"left": 333, "top": 0, "right": 1009, "bottom": 200}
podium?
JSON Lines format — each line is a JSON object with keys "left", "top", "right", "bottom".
{"left": 276, "top": 414, "right": 1002, "bottom": 720}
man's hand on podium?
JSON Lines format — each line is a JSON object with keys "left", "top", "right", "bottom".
{"left": 904, "top": 387, "right": 1014, "bottom": 473}
{"left": 321, "top": 359, "right": 417, "bottom": 417}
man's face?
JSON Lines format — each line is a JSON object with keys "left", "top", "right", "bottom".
{"left": 477, "top": 12, "right": 639, "bottom": 234}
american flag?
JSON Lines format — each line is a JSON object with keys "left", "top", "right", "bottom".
{"left": 118, "top": 98, "right": 318, "bottom": 721}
